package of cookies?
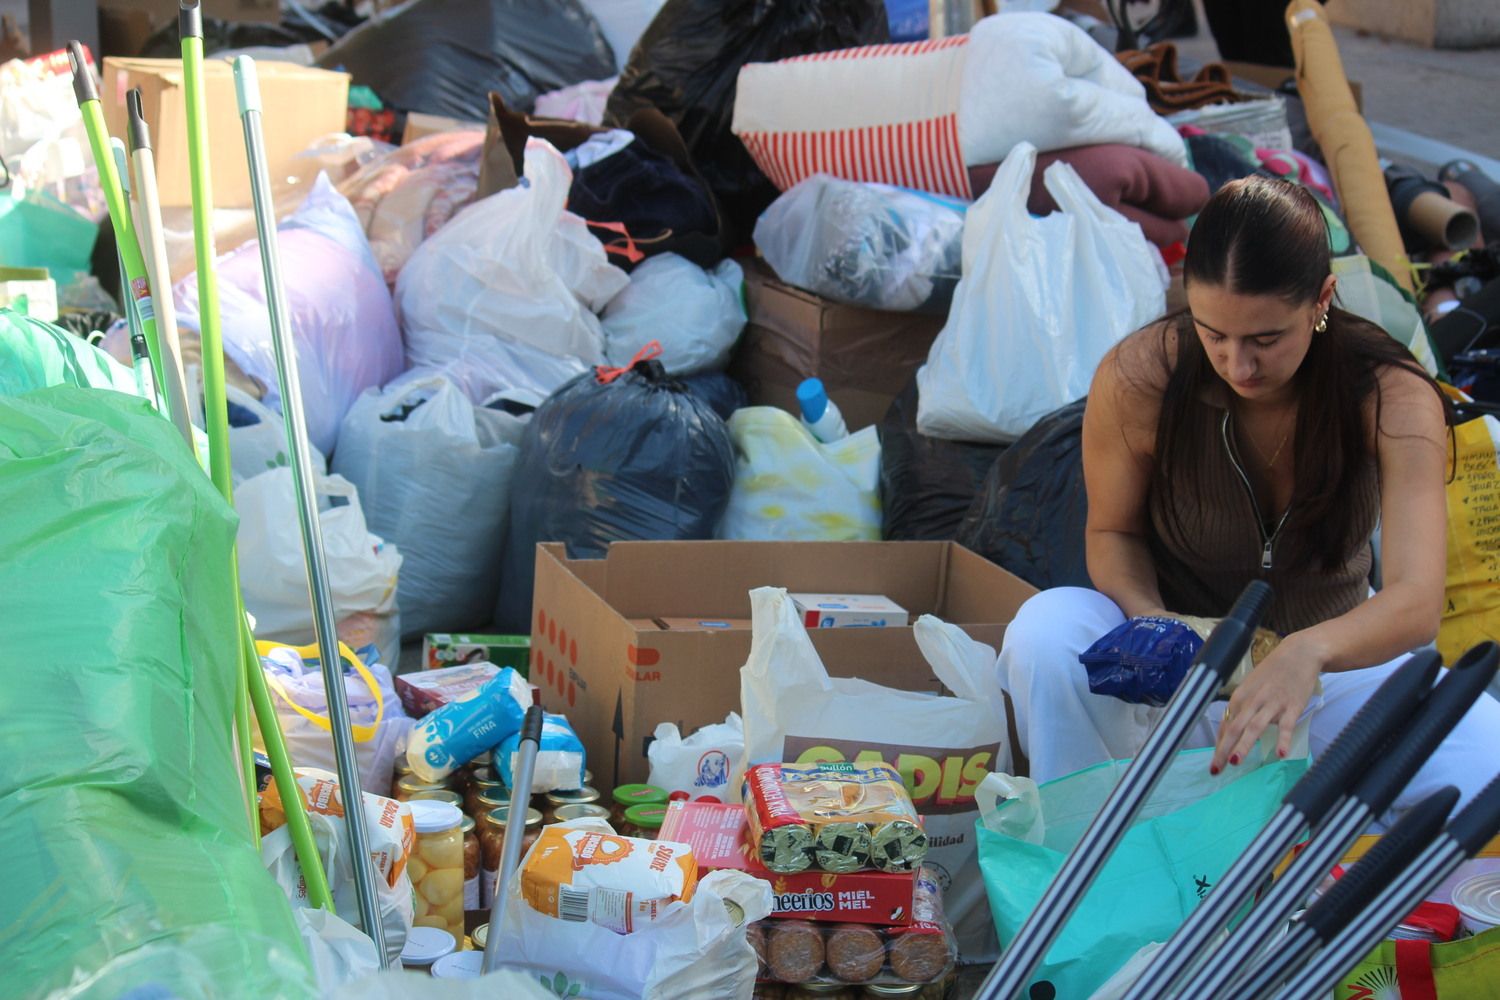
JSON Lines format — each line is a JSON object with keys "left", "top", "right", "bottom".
{"left": 743, "top": 762, "right": 928, "bottom": 875}
{"left": 753, "top": 868, "right": 956, "bottom": 987}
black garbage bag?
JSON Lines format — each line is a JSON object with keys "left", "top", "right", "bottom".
{"left": 493, "top": 359, "right": 736, "bottom": 631}
{"left": 606, "top": 0, "right": 888, "bottom": 245}
{"left": 141, "top": 3, "right": 364, "bottom": 57}
{"left": 955, "top": 399, "right": 1090, "bottom": 591}
{"left": 680, "top": 370, "right": 748, "bottom": 421}
{"left": 878, "top": 377, "right": 1006, "bottom": 541}
{"left": 315, "top": 0, "right": 616, "bottom": 120}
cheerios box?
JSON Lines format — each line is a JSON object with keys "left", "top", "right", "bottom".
{"left": 661, "top": 800, "right": 916, "bottom": 926}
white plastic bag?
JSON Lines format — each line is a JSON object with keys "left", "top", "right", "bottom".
{"left": 226, "top": 383, "right": 327, "bottom": 487}
{"left": 740, "top": 587, "right": 1011, "bottom": 960}
{"left": 601, "top": 254, "right": 747, "bottom": 376}
{"left": 491, "top": 818, "right": 772, "bottom": 1000}
{"left": 236, "top": 468, "right": 403, "bottom": 666}
{"left": 260, "top": 770, "right": 415, "bottom": 969}
{"left": 398, "top": 139, "right": 629, "bottom": 404}
{"left": 917, "top": 143, "right": 1167, "bottom": 443}
{"left": 175, "top": 175, "right": 404, "bottom": 454}
{"left": 717, "top": 407, "right": 881, "bottom": 541}
{"left": 648, "top": 713, "right": 744, "bottom": 803}
{"left": 254, "top": 642, "right": 410, "bottom": 797}
{"left": 332, "top": 375, "right": 525, "bottom": 635}
{"left": 291, "top": 907, "right": 381, "bottom": 993}
{"left": 754, "top": 175, "right": 965, "bottom": 312}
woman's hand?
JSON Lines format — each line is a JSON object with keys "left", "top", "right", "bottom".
{"left": 1212, "top": 635, "right": 1325, "bottom": 772}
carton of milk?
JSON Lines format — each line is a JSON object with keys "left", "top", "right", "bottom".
{"left": 789, "top": 593, "right": 909, "bottom": 629}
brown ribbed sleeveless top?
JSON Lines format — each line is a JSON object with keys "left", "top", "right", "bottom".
{"left": 1147, "top": 394, "right": 1380, "bottom": 635}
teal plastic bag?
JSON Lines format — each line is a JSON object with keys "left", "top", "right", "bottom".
{"left": 0, "top": 162, "right": 98, "bottom": 286}
{"left": 0, "top": 386, "right": 315, "bottom": 999}
{"left": 977, "top": 746, "right": 1306, "bottom": 999}
{"left": 1, "top": 307, "right": 140, "bottom": 397}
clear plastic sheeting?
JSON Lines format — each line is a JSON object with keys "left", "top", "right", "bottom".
{"left": 755, "top": 176, "right": 965, "bottom": 313}
{"left": 0, "top": 387, "right": 314, "bottom": 999}
{"left": 494, "top": 359, "right": 734, "bottom": 630}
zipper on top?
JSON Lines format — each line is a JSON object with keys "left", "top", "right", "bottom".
{"left": 1221, "top": 411, "right": 1293, "bottom": 571}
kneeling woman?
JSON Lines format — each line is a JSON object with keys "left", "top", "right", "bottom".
{"left": 997, "top": 175, "right": 1498, "bottom": 820}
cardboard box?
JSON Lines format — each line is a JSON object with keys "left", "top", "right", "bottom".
{"left": 529, "top": 540, "right": 1035, "bottom": 788}
{"left": 790, "top": 593, "right": 909, "bottom": 629}
{"left": 394, "top": 662, "right": 499, "bottom": 718}
{"left": 402, "top": 112, "right": 485, "bottom": 145}
{"left": 730, "top": 261, "right": 945, "bottom": 432}
{"left": 660, "top": 800, "right": 918, "bottom": 925}
{"left": 100, "top": 57, "right": 349, "bottom": 208}
{"left": 423, "top": 633, "right": 531, "bottom": 674}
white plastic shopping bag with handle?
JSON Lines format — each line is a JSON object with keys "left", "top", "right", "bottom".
{"left": 916, "top": 142, "right": 1167, "bottom": 443}
{"left": 739, "top": 587, "right": 1012, "bottom": 961}
{"left": 490, "top": 817, "right": 772, "bottom": 999}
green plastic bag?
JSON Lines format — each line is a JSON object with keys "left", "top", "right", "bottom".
{"left": 977, "top": 746, "right": 1307, "bottom": 999}
{"left": 0, "top": 386, "right": 315, "bottom": 999}
{"left": 1337, "top": 924, "right": 1500, "bottom": 999}
{"left": 1, "top": 307, "right": 140, "bottom": 397}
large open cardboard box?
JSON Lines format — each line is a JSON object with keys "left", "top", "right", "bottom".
{"left": 101, "top": 57, "right": 349, "bottom": 208}
{"left": 528, "top": 540, "right": 1035, "bottom": 788}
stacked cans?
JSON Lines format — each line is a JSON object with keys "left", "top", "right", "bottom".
{"left": 743, "top": 762, "right": 928, "bottom": 875}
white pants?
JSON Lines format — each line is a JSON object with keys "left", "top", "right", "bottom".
{"left": 996, "top": 587, "right": 1500, "bottom": 829}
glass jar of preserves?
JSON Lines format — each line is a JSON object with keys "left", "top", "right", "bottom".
{"left": 466, "top": 777, "right": 505, "bottom": 819}
{"left": 409, "top": 788, "right": 464, "bottom": 808}
{"left": 396, "top": 775, "right": 453, "bottom": 801}
{"left": 461, "top": 814, "right": 480, "bottom": 912}
{"left": 409, "top": 800, "right": 466, "bottom": 940}
{"left": 610, "top": 784, "right": 668, "bottom": 827}
{"left": 542, "top": 786, "right": 601, "bottom": 825}
{"left": 554, "top": 803, "right": 611, "bottom": 826}
{"left": 480, "top": 804, "right": 543, "bottom": 906}
{"left": 621, "top": 802, "right": 669, "bottom": 839}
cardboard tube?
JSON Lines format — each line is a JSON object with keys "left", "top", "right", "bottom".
{"left": 1287, "top": 0, "right": 1414, "bottom": 291}
{"left": 1408, "top": 190, "right": 1479, "bottom": 251}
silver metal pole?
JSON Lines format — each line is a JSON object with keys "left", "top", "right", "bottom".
{"left": 1233, "top": 786, "right": 1458, "bottom": 1000}
{"left": 232, "top": 55, "right": 388, "bottom": 967}
{"left": 1175, "top": 643, "right": 1498, "bottom": 996}
{"left": 977, "top": 581, "right": 1274, "bottom": 1000}
{"left": 1275, "top": 765, "right": 1500, "bottom": 1000}
{"left": 1126, "top": 651, "right": 1442, "bottom": 998}
{"left": 483, "top": 705, "right": 545, "bottom": 973}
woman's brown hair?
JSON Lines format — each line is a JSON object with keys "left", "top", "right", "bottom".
{"left": 1153, "top": 175, "right": 1452, "bottom": 575}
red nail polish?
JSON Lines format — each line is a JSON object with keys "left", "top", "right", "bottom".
{"left": 1278, "top": 748, "right": 1288, "bottom": 759}
{"left": 1229, "top": 754, "right": 1241, "bottom": 766}
{"left": 1210, "top": 765, "right": 1220, "bottom": 776}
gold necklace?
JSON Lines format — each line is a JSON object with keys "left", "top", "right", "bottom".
{"left": 1237, "top": 409, "right": 1295, "bottom": 468}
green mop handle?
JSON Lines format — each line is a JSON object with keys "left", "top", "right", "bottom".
{"left": 176, "top": 1, "right": 335, "bottom": 914}
{"left": 67, "top": 43, "right": 165, "bottom": 392}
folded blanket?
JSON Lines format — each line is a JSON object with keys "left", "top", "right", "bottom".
{"left": 969, "top": 144, "right": 1209, "bottom": 248}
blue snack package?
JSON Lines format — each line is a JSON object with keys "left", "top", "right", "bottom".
{"left": 496, "top": 712, "right": 587, "bottom": 794}
{"left": 1079, "top": 616, "right": 1205, "bottom": 706}
{"left": 405, "top": 667, "right": 531, "bottom": 781}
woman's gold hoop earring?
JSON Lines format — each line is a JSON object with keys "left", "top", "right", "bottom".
{"left": 1315, "top": 313, "right": 1328, "bottom": 333}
